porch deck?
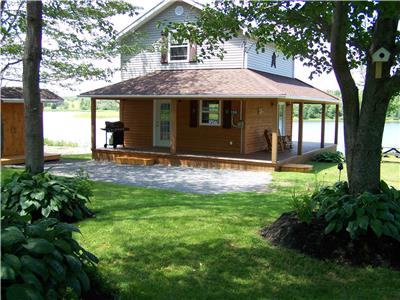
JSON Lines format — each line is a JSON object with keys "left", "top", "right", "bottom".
{"left": 1, "top": 153, "right": 61, "bottom": 166}
{"left": 93, "top": 141, "right": 337, "bottom": 172}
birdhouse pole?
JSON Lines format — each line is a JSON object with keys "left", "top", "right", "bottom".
{"left": 375, "top": 62, "right": 382, "bottom": 79}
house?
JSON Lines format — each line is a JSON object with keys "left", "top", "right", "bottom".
{"left": 1, "top": 87, "right": 62, "bottom": 165}
{"left": 80, "top": 0, "right": 340, "bottom": 171}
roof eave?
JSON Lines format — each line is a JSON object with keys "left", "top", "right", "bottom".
{"left": 79, "top": 94, "right": 339, "bottom": 104}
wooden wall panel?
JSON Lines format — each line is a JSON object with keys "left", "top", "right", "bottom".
{"left": 120, "top": 99, "right": 153, "bottom": 148}
{"left": 244, "top": 100, "right": 293, "bottom": 154}
{"left": 244, "top": 100, "right": 273, "bottom": 154}
{"left": 1, "top": 103, "right": 25, "bottom": 157}
{"left": 177, "top": 100, "right": 241, "bottom": 153}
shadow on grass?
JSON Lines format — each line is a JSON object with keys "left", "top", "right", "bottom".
{"left": 77, "top": 182, "right": 400, "bottom": 300}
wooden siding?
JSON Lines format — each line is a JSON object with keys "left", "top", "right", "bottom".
{"left": 121, "top": 2, "right": 246, "bottom": 79}
{"left": 177, "top": 100, "right": 241, "bottom": 153}
{"left": 247, "top": 44, "right": 294, "bottom": 78}
{"left": 243, "top": 100, "right": 293, "bottom": 154}
{"left": 1, "top": 103, "right": 25, "bottom": 157}
{"left": 120, "top": 99, "right": 153, "bottom": 148}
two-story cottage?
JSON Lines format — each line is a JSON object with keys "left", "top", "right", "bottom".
{"left": 81, "top": 0, "right": 339, "bottom": 171}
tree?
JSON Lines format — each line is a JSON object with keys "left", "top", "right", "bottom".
{"left": 1, "top": 0, "right": 139, "bottom": 85}
{"left": 23, "top": 0, "right": 43, "bottom": 174}
{"left": 1, "top": 0, "right": 139, "bottom": 173}
{"left": 168, "top": 1, "right": 400, "bottom": 194}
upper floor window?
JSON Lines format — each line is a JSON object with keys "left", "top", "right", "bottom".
{"left": 168, "top": 35, "right": 189, "bottom": 62}
{"left": 200, "top": 100, "right": 221, "bottom": 126}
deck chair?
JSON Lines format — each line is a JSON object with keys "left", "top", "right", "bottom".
{"left": 264, "top": 129, "right": 285, "bottom": 152}
{"left": 279, "top": 129, "right": 293, "bottom": 150}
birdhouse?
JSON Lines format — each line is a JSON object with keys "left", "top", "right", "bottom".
{"left": 372, "top": 47, "right": 390, "bottom": 62}
{"left": 372, "top": 47, "right": 390, "bottom": 79}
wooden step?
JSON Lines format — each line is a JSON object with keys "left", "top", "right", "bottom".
{"left": 280, "top": 163, "right": 313, "bottom": 172}
{"left": 115, "top": 156, "right": 155, "bottom": 166}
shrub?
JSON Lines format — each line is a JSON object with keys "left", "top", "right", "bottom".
{"left": 312, "top": 181, "right": 400, "bottom": 241}
{"left": 1, "top": 210, "right": 98, "bottom": 299}
{"left": 1, "top": 170, "right": 94, "bottom": 222}
{"left": 312, "top": 151, "right": 344, "bottom": 163}
{"left": 289, "top": 192, "right": 314, "bottom": 223}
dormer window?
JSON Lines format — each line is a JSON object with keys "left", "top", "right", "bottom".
{"left": 168, "top": 34, "right": 189, "bottom": 62}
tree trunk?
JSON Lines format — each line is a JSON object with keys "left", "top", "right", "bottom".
{"left": 23, "top": 0, "right": 43, "bottom": 174}
{"left": 330, "top": 2, "right": 398, "bottom": 194}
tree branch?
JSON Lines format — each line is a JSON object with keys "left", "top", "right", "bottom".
{"left": 1, "top": 59, "right": 22, "bottom": 73}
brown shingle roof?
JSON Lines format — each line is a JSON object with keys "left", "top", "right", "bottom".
{"left": 1, "top": 87, "right": 64, "bottom": 102}
{"left": 80, "top": 69, "right": 339, "bottom": 103}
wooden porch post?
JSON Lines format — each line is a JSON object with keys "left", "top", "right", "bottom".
{"left": 334, "top": 104, "right": 339, "bottom": 144}
{"left": 91, "top": 98, "right": 96, "bottom": 159}
{"left": 297, "top": 103, "right": 303, "bottom": 155}
{"left": 170, "top": 99, "right": 177, "bottom": 154}
{"left": 320, "top": 103, "right": 326, "bottom": 148}
{"left": 271, "top": 100, "right": 278, "bottom": 163}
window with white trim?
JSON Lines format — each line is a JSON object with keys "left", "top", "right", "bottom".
{"left": 200, "top": 100, "right": 221, "bottom": 126}
{"left": 168, "top": 34, "right": 189, "bottom": 62}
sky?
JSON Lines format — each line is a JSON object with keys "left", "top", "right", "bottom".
{"left": 56, "top": 0, "right": 354, "bottom": 96}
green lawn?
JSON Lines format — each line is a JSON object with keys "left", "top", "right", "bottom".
{"left": 1, "top": 163, "right": 399, "bottom": 299}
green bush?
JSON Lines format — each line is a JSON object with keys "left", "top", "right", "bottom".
{"left": 290, "top": 192, "right": 314, "bottom": 223}
{"left": 312, "top": 181, "right": 400, "bottom": 240}
{"left": 312, "top": 151, "right": 344, "bottom": 163}
{"left": 1, "top": 170, "right": 94, "bottom": 222}
{"left": 1, "top": 211, "right": 98, "bottom": 299}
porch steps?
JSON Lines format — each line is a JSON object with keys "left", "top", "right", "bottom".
{"left": 280, "top": 163, "right": 313, "bottom": 172}
{"left": 115, "top": 156, "right": 155, "bottom": 166}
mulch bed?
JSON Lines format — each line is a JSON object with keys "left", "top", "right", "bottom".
{"left": 261, "top": 212, "right": 400, "bottom": 270}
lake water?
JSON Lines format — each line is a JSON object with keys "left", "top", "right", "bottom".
{"left": 43, "top": 111, "right": 400, "bottom": 153}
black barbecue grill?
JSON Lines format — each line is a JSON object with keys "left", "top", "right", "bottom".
{"left": 101, "top": 121, "right": 129, "bottom": 148}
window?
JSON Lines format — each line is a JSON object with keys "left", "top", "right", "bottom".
{"left": 278, "top": 102, "right": 286, "bottom": 135}
{"left": 200, "top": 100, "right": 221, "bottom": 126}
{"left": 168, "top": 34, "right": 189, "bottom": 62}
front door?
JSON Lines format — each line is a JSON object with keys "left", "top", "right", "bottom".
{"left": 154, "top": 100, "right": 171, "bottom": 147}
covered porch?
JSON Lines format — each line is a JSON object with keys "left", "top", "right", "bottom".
{"left": 82, "top": 69, "right": 340, "bottom": 171}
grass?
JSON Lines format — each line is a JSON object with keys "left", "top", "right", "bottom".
{"left": 61, "top": 153, "right": 92, "bottom": 160}
{"left": 44, "top": 138, "right": 79, "bottom": 147}
{"left": 1, "top": 163, "right": 399, "bottom": 299}
{"left": 73, "top": 110, "right": 119, "bottom": 119}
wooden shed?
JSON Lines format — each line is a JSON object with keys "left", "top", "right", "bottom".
{"left": 1, "top": 87, "right": 63, "bottom": 165}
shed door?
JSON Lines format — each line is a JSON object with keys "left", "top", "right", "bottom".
{"left": 1, "top": 103, "right": 25, "bottom": 157}
{"left": 154, "top": 100, "right": 171, "bottom": 147}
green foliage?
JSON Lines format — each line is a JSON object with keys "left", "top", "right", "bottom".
{"left": 1, "top": 170, "right": 93, "bottom": 222}
{"left": 1, "top": 211, "right": 98, "bottom": 300}
{"left": 312, "top": 151, "right": 344, "bottom": 163}
{"left": 387, "top": 95, "right": 400, "bottom": 119}
{"left": 290, "top": 192, "right": 314, "bottom": 223}
{"left": 44, "top": 97, "right": 119, "bottom": 112}
{"left": 312, "top": 181, "right": 400, "bottom": 240}
{"left": 1, "top": 0, "right": 140, "bottom": 84}
{"left": 44, "top": 138, "right": 78, "bottom": 147}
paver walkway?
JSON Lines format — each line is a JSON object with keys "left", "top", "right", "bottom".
{"left": 46, "top": 160, "right": 272, "bottom": 194}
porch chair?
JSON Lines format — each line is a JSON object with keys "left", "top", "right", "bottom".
{"left": 279, "top": 129, "right": 293, "bottom": 150}
{"left": 264, "top": 129, "right": 285, "bottom": 152}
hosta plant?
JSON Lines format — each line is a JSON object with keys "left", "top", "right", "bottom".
{"left": 312, "top": 151, "right": 344, "bottom": 163}
{"left": 1, "top": 170, "right": 94, "bottom": 222}
{"left": 1, "top": 210, "right": 99, "bottom": 300}
{"left": 312, "top": 181, "right": 400, "bottom": 240}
